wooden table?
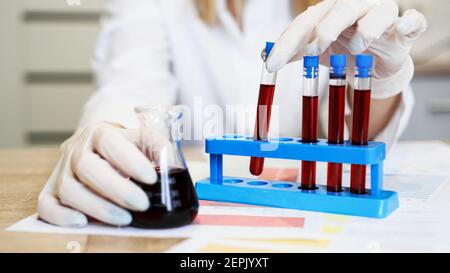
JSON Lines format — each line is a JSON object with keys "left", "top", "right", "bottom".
{"left": 0, "top": 147, "right": 206, "bottom": 253}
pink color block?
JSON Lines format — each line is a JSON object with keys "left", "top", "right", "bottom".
{"left": 199, "top": 200, "right": 256, "bottom": 207}
{"left": 194, "top": 215, "right": 305, "bottom": 228}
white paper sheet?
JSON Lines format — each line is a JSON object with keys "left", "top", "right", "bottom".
{"left": 168, "top": 204, "right": 450, "bottom": 253}
{"left": 385, "top": 141, "right": 450, "bottom": 175}
{"left": 7, "top": 205, "right": 324, "bottom": 240}
{"left": 328, "top": 204, "right": 450, "bottom": 252}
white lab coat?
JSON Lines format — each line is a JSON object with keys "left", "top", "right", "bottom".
{"left": 80, "top": 0, "right": 414, "bottom": 151}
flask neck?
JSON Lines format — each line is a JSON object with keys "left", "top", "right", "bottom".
{"left": 135, "top": 105, "right": 187, "bottom": 171}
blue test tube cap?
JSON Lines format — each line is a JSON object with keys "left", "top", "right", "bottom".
{"left": 265, "top": 42, "right": 275, "bottom": 56}
{"left": 330, "top": 54, "right": 346, "bottom": 77}
{"left": 355, "top": 54, "right": 373, "bottom": 78}
{"left": 303, "top": 56, "right": 319, "bottom": 79}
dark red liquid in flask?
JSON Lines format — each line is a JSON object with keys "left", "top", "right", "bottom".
{"left": 350, "top": 90, "right": 371, "bottom": 194}
{"left": 301, "top": 95, "right": 318, "bottom": 190}
{"left": 327, "top": 85, "right": 346, "bottom": 192}
{"left": 249, "top": 84, "right": 275, "bottom": 175}
{"left": 131, "top": 105, "right": 199, "bottom": 229}
{"left": 131, "top": 167, "right": 199, "bottom": 229}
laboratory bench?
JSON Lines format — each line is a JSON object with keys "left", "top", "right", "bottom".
{"left": 0, "top": 142, "right": 449, "bottom": 252}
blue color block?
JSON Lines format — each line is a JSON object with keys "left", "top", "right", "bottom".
{"left": 195, "top": 135, "right": 399, "bottom": 218}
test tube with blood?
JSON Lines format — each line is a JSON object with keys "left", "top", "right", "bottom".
{"left": 301, "top": 56, "right": 319, "bottom": 190}
{"left": 327, "top": 55, "right": 347, "bottom": 192}
{"left": 249, "top": 42, "right": 277, "bottom": 176}
{"left": 350, "top": 54, "right": 373, "bottom": 194}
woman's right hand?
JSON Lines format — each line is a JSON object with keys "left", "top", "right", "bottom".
{"left": 37, "top": 122, "right": 159, "bottom": 227}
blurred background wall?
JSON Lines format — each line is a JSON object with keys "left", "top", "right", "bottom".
{"left": 0, "top": 0, "right": 104, "bottom": 147}
{"left": 0, "top": 0, "right": 449, "bottom": 148}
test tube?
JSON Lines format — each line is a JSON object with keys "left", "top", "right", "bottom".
{"left": 301, "top": 56, "right": 319, "bottom": 190}
{"left": 249, "top": 42, "right": 277, "bottom": 176}
{"left": 350, "top": 54, "right": 373, "bottom": 194}
{"left": 327, "top": 55, "right": 347, "bottom": 192}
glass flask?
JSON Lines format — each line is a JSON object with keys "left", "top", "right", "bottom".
{"left": 130, "top": 105, "right": 199, "bottom": 229}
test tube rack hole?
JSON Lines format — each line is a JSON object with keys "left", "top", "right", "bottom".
{"left": 195, "top": 135, "right": 399, "bottom": 218}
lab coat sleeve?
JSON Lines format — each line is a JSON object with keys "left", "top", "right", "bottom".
{"left": 78, "top": 0, "right": 177, "bottom": 129}
{"left": 319, "top": 85, "right": 415, "bottom": 153}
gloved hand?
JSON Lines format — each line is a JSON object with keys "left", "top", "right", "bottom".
{"left": 266, "top": 0, "right": 427, "bottom": 99}
{"left": 37, "top": 122, "right": 159, "bottom": 227}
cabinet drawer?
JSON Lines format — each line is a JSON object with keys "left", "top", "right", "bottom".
{"left": 23, "top": 22, "right": 100, "bottom": 72}
{"left": 21, "top": 0, "right": 105, "bottom": 12}
{"left": 25, "top": 84, "right": 94, "bottom": 132}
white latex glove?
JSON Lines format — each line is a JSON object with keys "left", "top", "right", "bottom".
{"left": 37, "top": 122, "right": 160, "bottom": 227}
{"left": 267, "top": 0, "right": 427, "bottom": 99}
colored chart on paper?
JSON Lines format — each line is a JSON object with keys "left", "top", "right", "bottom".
{"left": 194, "top": 214, "right": 305, "bottom": 228}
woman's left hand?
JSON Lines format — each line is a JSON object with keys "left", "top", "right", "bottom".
{"left": 267, "top": 0, "right": 427, "bottom": 99}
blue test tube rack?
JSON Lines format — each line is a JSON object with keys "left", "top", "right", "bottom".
{"left": 195, "top": 135, "right": 399, "bottom": 218}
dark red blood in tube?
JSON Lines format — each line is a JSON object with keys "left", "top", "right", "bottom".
{"left": 350, "top": 89, "right": 371, "bottom": 194}
{"left": 249, "top": 84, "right": 276, "bottom": 176}
{"left": 301, "top": 96, "right": 318, "bottom": 190}
{"left": 327, "top": 85, "right": 346, "bottom": 192}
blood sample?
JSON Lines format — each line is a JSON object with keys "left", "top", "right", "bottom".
{"left": 249, "top": 42, "right": 277, "bottom": 176}
{"left": 350, "top": 55, "right": 373, "bottom": 194}
{"left": 301, "top": 56, "right": 319, "bottom": 190}
{"left": 131, "top": 167, "right": 199, "bottom": 229}
{"left": 327, "top": 55, "right": 347, "bottom": 192}
{"left": 130, "top": 106, "right": 199, "bottom": 229}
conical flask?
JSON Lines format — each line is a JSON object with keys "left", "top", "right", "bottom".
{"left": 131, "top": 105, "right": 199, "bottom": 229}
